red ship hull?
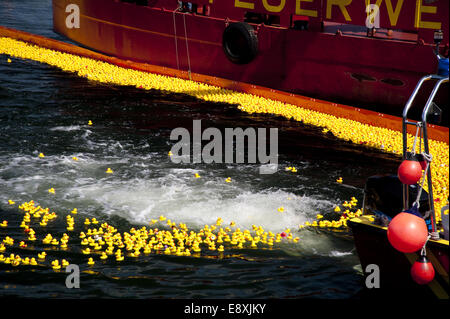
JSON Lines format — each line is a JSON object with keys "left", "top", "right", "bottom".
{"left": 52, "top": 0, "right": 446, "bottom": 115}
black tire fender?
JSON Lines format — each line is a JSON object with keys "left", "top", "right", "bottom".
{"left": 222, "top": 22, "right": 258, "bottom": 64}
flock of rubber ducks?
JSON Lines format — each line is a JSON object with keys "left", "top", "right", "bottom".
{"left": 0, "top": 188, "right": 367, "bottom": 271}
{"left": 2, "top": 197, "right": 335, "bottom": 270}
{"left": 0, "top": 36, "right": 448, "bottom": 273}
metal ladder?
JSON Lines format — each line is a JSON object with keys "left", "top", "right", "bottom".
{"left": 402, "top": 74, "right": 448, "bottom": 240}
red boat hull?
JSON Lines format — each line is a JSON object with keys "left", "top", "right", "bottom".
{"left": 52, "top": 0, "right": 446, "bottom": 116}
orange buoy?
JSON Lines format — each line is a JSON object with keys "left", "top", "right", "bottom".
{"left": 387, "top": 211, "right": 428, "bottom": 253}
{"left": 398, "top": 153, "right": 423, "bottom": 185}
{"left": 411, "top": 255, "right": 435, "bottom": 285}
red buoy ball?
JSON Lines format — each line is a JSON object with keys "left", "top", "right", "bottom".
{"left": 387, "top": 212, "right": 428, "bottom": 253}
{"left": 398, "top": 158, "right": 423, "bottom": 185}
{"left": 411, "top": 256, "right": 435, "bottom": 285}
{"left": 280, "top": 232, "right": 287, "bottom": 238}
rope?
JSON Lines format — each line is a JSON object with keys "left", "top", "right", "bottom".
{"left": 413, "top": 152, "right": 433, "bottom": 208}
{"left": 419, "top": 126, "right": 422, "bottom": 154}
{"left": 172, "top": 4, "right": 181, "bottom": 70}
{"left": 183, "top": 13, "right": 192, "bottom": 80}
{"left": 411, "top": 122, "right": 422, "bottom": 155}
{"left": 420, "top": 234, "right": 431, "bottom": 256}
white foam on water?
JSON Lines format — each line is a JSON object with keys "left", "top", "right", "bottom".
{"left": 49, "top": 125, "right": 82, "bottom": 132}
{"left": 329, "top": 250, "right": 353, "bottom": 257}
{"left": 65, "top": 169, "right": 332, "bottom": 233}
{"left": 0, "top": 153, "right": 334, "bottom": 234}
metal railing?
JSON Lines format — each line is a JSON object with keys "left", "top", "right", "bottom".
{"left": 402, "top": 74, "right": 448, "bottom": 240}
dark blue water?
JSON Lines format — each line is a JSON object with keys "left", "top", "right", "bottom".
{"left": 0, "top": 0, "right": 402, "bottom": 298}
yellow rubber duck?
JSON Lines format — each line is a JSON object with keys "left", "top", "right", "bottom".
{"left": 91, "top": 218, "right": 98, "bottom": 224}
{"left": 84, "top": 218, "right": 91, "bottom": 225}
{"left": 225, "top": 177, "right": 232, "bottom": 183}
{"left": 72, "top": 156, "right": 79, "bottom": 161}
{"left": 88, "top": 120, "right": 93, "bottom": 126}
{"left": 334, "top": 206, "right": 341, "bottom": 213}
{"left": 168, "top": 151, "right": 173, "bottom": 156}
{"left": 51, "top": 260, "right": 61, "bottom": 270}
{"left": 62, "top": 259, "right": 69, "bottom": 267}
{"left": 8, "top": 200, "right": 15, "bottom": 205}
{"left": 336, "top": 177, "right": 343, "bottom": 184}
{"left": 7, "top": 58, "right": 12, "bottom": 63}
{"left": 38, "top": 252, "right": 46, "bottom": 259}
{"left": 48, "top": 188, "right": 55, "bottom": 194}
{"left": 87, "top": 257, "right": 95, "bottom": 266}
{"left": 4, "top": 236, "right": 14, "bottom": 245}
{"left": 277, "top": 207, "right": 285, "bottom": 213}
{"left": 82, "top": 248, "right": 91, "bottom": 255}
{"left": 0, "top": 221, "right": 7, "bottom": 228}
{"left": 30, "top": 258, "right": 37, "bottom": 266}
{"left": 71, "top": 208, "right": 78, "bottom": 214}
{"left": 38, "top": 153, "right": 45, "bottom": 158}
{"left": 194, "top": 173, "right": 201, "bottom": 178}
{"left": 106, "top": 168, "right": 113, "bottom": 174}
{"left": 100, "top": 252, "right": 108, "bottom": 260}
{"left": 116, "top": 255, "right": 124, "bottom": 261}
